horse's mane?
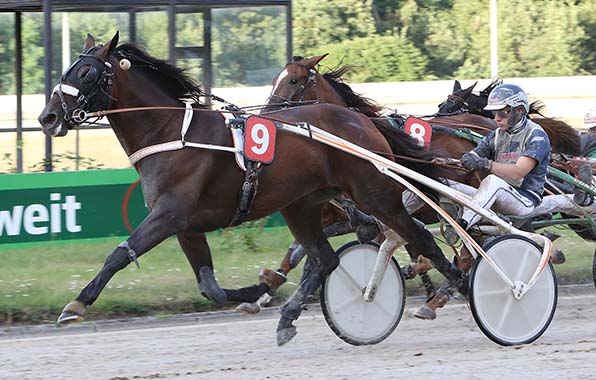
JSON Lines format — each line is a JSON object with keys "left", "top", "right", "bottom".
{"left": 528, "top": 100, "right": 547, "bottom": 117}
{"left": 115, "top": 44, "right": 206, "bottom": 105}
{"left": 317, "top": 64, "right": 448, "bottom": 178}
{"left": 321, "top": 66, "right": 383, "bottom": 118}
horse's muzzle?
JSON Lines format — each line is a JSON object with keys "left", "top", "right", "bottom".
{"left": 38, "top": 109, "right": 69, "bottom": 137}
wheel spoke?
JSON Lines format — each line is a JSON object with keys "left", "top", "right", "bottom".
{"left": 371, "top": 298, "right": 397, "bottom": 318}
{"left": 512, "top": 245, "right": 531, "bottom": 282}
{"left": 336, "top": 264, "right": 365, "bottom": 292}
{"left": 473, "top": 286, "right": 509, "bottom": 298}
{"left": 496, "top": 292, "right": 515, "bottom": 332}
{"left": 331, "top": 290, "right": 363, "bottom": 312}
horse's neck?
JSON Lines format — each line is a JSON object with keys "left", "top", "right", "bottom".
{"left": 107, "top": 89, "right": 184, "bottom": 157}
{"left": 316, "top": 77, "right": 347, "bottom": 107}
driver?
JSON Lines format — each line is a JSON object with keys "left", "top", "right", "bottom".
{"left": 446, "top": 83, "right": 551, "bottom": 241}
{"left": 414, "top": 83, "right": 552, "bottom": 320}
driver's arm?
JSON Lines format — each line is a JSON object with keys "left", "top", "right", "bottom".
{"left": 490, "top": 156, "right": 537, "bottom": 183}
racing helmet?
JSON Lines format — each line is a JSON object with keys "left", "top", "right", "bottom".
{"left": 584, "top": 108, "right": 596, "bottom": 130}
{"left": 484, "top": 83, "right": 529, "bottom": 113}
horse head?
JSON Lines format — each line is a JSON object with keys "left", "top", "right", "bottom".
{"left": 38, "top": 32, "right": 120, "bottom": 137}
{"left": 436, "top": 80, "right": 477, "bottom": 116}
{"left": 266, "top": 53, "right": 329, "bottom": 107}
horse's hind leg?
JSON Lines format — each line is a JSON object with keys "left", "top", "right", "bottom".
{"left": 276, "top": 194, "right": 339, "bottom": 346}
{"left": 176, "top": 230, "right": 230, "bottom": 306}
{"left": 57, "top": 207, "right": 187, "bottom": 325}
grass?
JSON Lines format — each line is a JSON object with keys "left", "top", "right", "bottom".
{"left": 0, "top": 225, "right": 594, "bottom": 326}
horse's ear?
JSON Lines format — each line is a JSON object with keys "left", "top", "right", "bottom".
{"left": 453, "top": 80, "right": 462, "bottom": 93}
{"left": 462, "top": 81, "right": 477, "bottom": 95}
{"left": 98, "top": 31, "right": 119, "bottom": 59}
{"left": 83, "top": 34, "right": 95, "bottom": 50}
{"left": 303, "top": 53, "right": 329, "bottom": 69}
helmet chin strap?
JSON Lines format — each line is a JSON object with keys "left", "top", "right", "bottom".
{"left": 507, "top": 108, "right": 527, "bottom": 133}
{"left": 508, "top": 107, "right": 522, "bottom": 125}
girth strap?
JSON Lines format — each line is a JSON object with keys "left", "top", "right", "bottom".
{"left": 228, "top": 160, "right": 263, "bottom": 227}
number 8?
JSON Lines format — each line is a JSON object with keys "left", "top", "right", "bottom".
{"left": 409, "top": 123, "right": 426, "bottom": 146}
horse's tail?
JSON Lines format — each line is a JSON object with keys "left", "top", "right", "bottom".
{"left": 533, "top": 117, "right": 581, "bottom": 156}
{"left": 371, "top": 118, "right": 451, "bottom": 181}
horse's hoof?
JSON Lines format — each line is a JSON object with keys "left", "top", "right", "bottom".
{"left": 56, "top": 300, "right": 86, "bottom": 326}
{"left": 412, "top": 305, "right": 437, "bottom": 320}
{"left": 550, "top": 249, "right": 566, "bottom": 265}
{"left": 276, "top": 325, "right": 297, "bottom": 346}
{"left": 235, "top": 302, "right": 261, "bottom": 314}
{"left": 199, "top": 266, "right": 228, "bottom": 306}
{"left": 56, "top": 311, "right": 85, "bottom": 326}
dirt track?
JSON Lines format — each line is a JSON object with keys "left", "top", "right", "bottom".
{"left": 2, "top": 287, "right": 596, "bottom": 380}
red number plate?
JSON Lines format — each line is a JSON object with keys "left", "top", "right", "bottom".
{"left": 405, "top": 117, "right": 432, "bottom": 148}
{"left": 244, "top": 116, "right": 277, "bottom": 163}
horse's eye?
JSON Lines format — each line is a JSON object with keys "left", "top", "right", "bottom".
{"left": 289, "top": 79, "right": 298, "bottom": 85}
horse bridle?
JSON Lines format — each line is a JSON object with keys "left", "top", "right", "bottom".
{"left": 53, "top": 46, "right": 115, "bottom": 128}
{"left": 268, "top": 66, "right": 318, "bottom": 104}
{"left": 435, "top": 93, "right": 469, "bottom": 116}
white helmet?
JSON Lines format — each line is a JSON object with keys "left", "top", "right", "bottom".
{"left": 484, "top": 83, "right": 529, "bottom": 113}
{"left": 584, "top": 108, "right": 596, "bottom": 130}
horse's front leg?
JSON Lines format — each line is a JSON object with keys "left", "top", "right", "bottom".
{"left": 276, "top": 196, "right": 339, "bottom": 346}
{"left": 57, "top": 206, "right": 187, "bottom": 325}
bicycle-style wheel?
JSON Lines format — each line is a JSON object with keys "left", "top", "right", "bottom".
{"left": 469, "top": 234, "right": 557, "bottom": 346}
{"left": 321, "top": 241, "right": 405, "bottom": 346}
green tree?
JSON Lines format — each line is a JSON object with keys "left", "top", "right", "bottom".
{"left": 316, "top": 33, "right": 428, "bottom": 82}
{"left": 497, "top": 0, "right": 585, "bottom": 77}
{"left": 212, "top": 7, "right": 287, "bottom": 86}
{"left": 293, "top": 0, "right": 376, "bottom": 52}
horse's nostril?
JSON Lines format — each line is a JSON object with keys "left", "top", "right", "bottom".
{"left": 39, "top": 112, "right": 57, "bottom": 127}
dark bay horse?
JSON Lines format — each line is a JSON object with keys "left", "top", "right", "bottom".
{"left": 37, "top": 33, "right": 463, "bottom": 345}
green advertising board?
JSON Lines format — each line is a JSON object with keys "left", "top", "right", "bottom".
{"left": 0, "top": 169, "right": 286, "bottom": 244}
{"left": 0, "top": 169, "right": 148, "bottom": 244}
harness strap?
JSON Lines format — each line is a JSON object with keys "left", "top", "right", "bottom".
{"left": 228, "top": 160, "right": 263, "bottom": 227}
{"left": 127, "top": 111, "right": 240, "bottom": 166}
{"left": 181, "top": 102, "right": 193, "bottom": 143}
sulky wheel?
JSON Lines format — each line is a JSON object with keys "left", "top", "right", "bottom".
{"left": 469, "top": 234, "right": 557, "bottom": 346}
{"left": 593, "top": 248, "right": 596, "bottom": 289}
{"left": 320, "top": 241, "right": 405, "bottom": 346}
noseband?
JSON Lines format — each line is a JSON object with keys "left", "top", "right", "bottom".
{"left": 269, "top": 67, "right": 318, "bottom": 104}
{"left": 435, "top": 94, "right": 469, "bottom": 117}
{"left": 53, "top": 47, "right": 115, "bottom": 127}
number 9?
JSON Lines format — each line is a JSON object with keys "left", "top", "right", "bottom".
{"left": 250, "top": 124, "right": 270, "bottom": 154}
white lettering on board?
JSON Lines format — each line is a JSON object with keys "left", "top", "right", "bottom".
{"left": 0, "top": 193, "right": 82, "bottom": 237}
